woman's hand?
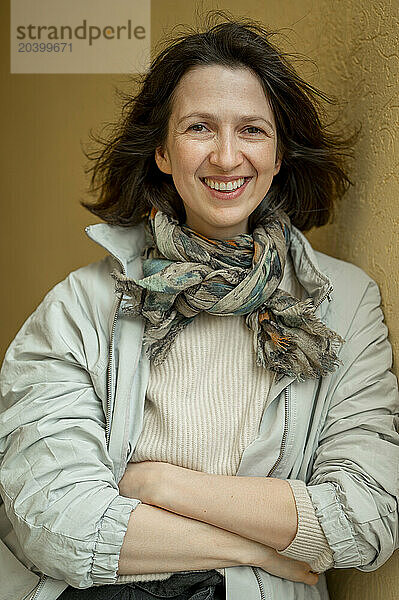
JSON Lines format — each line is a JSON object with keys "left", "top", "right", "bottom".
{"left": 252, "top": 545, "right": 319, "bottom": 586}
{"left": 118, "top": 460, "right": 171, "bottom": 504}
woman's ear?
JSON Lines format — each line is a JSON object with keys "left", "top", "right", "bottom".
{"left": 273, "top": 155, "right": 282, "bottom": 176}
{"left": 155, "top": 146, "right": 172, "bottom": 175}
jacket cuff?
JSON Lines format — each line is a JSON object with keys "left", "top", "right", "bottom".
{"left": 90, "top": 495, "right": 142, "bottom": 585}
{"left": 277, "top": 480, "right": 334, "bottom": 573}
{"left": 307, "top": 481, "right": 362, "bottom": 568}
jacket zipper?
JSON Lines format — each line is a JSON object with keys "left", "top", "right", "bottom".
{"left": 30, "top": 576, "right": 47, "bottom": 600}
{"left": 267, "top": 387, "right": 290, "bottom": 477}
{"left": 90, "top": 243, "right": 127, "bottom": 446}
{"left": 251, "top": 385, "right": 291, "bottom": 600}
{"left": 105, "top": 292, "right": 123, "bottom": 445}
{"left": 252, "top": 566, "right": 267, "bottom": 600}
{"left": 83, "top": 228, "right": 128, "bottom": 445}
{"left": 314, "top": 285, "right": 333, "bottom": 310}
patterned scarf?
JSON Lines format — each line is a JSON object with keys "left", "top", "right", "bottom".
{"left": 112, "top": 207, "right": 343, "bottom": 381}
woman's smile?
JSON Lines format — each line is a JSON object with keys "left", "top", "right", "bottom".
{"left": 200, "top": 176, "right": 252, "bottom": 200}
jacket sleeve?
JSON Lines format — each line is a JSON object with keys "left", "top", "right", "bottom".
{"left": 307, "top": 277, "right": 399, "bottom": 571}
{"left": 0, "top": 277, "right": 141, "bottom": 588}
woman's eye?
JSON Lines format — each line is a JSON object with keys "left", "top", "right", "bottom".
{"left": 245, "top": 126, "right": 264, "bottom": 135}
{"left": 188, "top": 124, "right": 208, "bottom": 132}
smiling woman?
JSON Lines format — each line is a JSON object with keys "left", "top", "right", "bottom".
{"left": 0, "top": 11, "right": 398, "bottom": 600}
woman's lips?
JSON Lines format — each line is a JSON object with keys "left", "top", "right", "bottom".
{"left": 200, "top": 177, "right": 252, "bottom": 199}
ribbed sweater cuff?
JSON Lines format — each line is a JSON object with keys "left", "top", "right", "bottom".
{"left": 277, "top": 479, "right": 334, "bottom": 573}
{"left": 117, "top": 572, "right": 173, "bottom": 583}
{"left": 117, "top": 568, "right": 225, "bottom": 584}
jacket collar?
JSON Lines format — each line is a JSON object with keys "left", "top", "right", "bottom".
{"left": 85, "top": 221, "right": 333, "bottom": 318}
{"left": 85, "top": 222, "right": 146, "bottom": 273}
{"left": 289, "top": 226, "right": 333, "bottom": 318}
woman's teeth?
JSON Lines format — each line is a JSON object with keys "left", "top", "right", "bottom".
{"left": 203, "top": 177, "right": 246, "bottom": 191}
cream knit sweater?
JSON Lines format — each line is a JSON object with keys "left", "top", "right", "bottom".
{"left": 117, "top": 255, "right": 334, "bottom": 584}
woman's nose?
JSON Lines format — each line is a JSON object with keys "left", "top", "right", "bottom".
{"left": 208, "top": 132, "right": 244, "bottom": 171}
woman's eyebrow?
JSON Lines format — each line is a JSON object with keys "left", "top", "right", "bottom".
{"left": 177, "top": 112, "right": 275, "bottom": 129}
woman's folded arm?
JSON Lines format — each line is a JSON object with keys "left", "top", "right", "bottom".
{"left": 119, "top": 503, "right": 319, "bottom": 585}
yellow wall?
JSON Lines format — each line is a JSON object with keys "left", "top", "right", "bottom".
{"left": 1, "top": 1, "right": 398, "bottom": 597}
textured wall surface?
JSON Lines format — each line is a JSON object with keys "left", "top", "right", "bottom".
{"left": 301, "top": 1, "right": 399, "bottom": 381}
{"left": 295, "top": 4, "right": 399, "bottom": 597}
{"left": 1, "top": 0, "right": 398, "bottom": 598}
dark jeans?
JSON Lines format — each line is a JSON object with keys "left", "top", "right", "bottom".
{"left": 58, "top": 571, "right": 225, "bottom": 600}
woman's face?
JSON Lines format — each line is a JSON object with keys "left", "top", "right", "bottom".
{"left": 155, "top": 64, "right": 281, "bottom": 240}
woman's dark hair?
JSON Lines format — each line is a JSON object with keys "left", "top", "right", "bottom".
{"left": 82, "top": 11, "right": 354, "bottom": 232}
